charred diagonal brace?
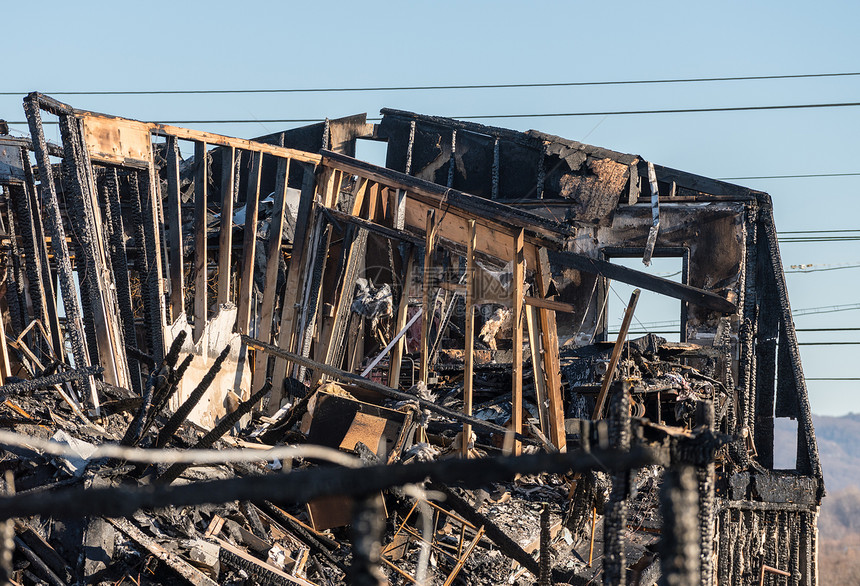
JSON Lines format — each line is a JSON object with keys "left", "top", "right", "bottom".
{"left": 0, "top": 447, "right": 661, "bottom": 522}
{"left": 259, "top": 382, "right": 319, "bottom": 445}
{"left": 428, "top": 482, "right": 541, "bottom": 578}
{"left": 155, "top": 345, "right": 229, "bottom": 449}
{"left": 125, "top": 345, "right": 156, "bottom": 370}
{"left": 124, "top": 331, "right": 188, "bottom": 447}
{"left": 0, "top": 366, "right": 103, "bottom": 397}
{"left": 156, "top": 382, "right": 273, "bottom": 484}
{"left": 106, "top": 517, "right": 217, "bottom": 586}
{"left": 546, "top": 250, "right": 736, "bottom": 314}
{"left": 260, "top": 502, "right": 349, "bottom": 575}
{"left": 242, "top": 336, "right": 536, "bottom": 445}
{"left": 141, "top": 353, "right": 194, "bottom": 439}
{"left": 12, "top": 537, "right": 66, "bottom": 586}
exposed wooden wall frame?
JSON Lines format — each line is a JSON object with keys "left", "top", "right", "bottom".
{"left": 320, "top": 151, "right": 570, "bottom": 246}
{"left": 217, "top": 147, "right": 237, "bottom": 306}
{"left": 24, "top": 96, "right": 100, "bottom": 413}
{"left": 420, "top": 210, "right": 437, "bottom": 385}
{"left": 267, "top": 163, "right": 318, "bottom": 414}
{"left": 388, "top": 246, "right": 416, "bottom": 388}
{"left": 461, "top": 220, "right": 477, "bottom": 456}
{"left": 165, "top": 135, "right": 184, "bottom": 322}
{"left": 525, "top": 305, "right": 550, "bottom": 436}
{"left": 314, "top": 179, "right": 370, "bottom": 384}
{"left": 535, "top": 248, "right": 566, "bottom": 452}
{"left": 236, "top": 151, "right": 263, "bottom": 336}
{"left": 251, "top": 157, "right": 291, "bottom": 396}
{"left": 103, "top": 168, "right": 144, "bottom": 397}
{"left": 193, "top": 142, "right": 209, "bottom": 342}
{"left": 59, "top": 113, "right": 131, "bottom": 390}
{"left": 511, "top": 229, "right": 525, "bottom": 455}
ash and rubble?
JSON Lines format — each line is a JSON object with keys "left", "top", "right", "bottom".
{"left": 0, "top": 97, "right": 823, "bottom": 585}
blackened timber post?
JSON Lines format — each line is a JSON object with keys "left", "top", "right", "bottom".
{"left": 658, "top": 465, "right": 701, "bottom": 586}
{"left": 23, "top": 95, "right": 97, "bottom": 411}
{"left": 604, "top": 380, "right": 632, "bottom": 586}
{"left": 349, "top": 494, "right": 388, "bottom": 586}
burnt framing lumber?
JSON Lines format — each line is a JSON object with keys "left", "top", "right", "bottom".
{"left": 23, "top": 95, "right": 98, "bottom": 410}
{"left": 320, "top": 150, "right": 574, "bottom": 245}
{"left": 0, "top": 447, "right": 661, "bottom": 521}
{"left": 547, "top": 249, "right": 736, "bottom": 314}
{"left": 242, "top": 336, "right": 535, "bottom": 444}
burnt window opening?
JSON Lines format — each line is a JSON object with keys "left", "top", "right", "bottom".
{"left": 354, "top": 138, "right": 388, "bottom": 169}
{"left": 600, "top": 248, "right": 689, "bottom": 344}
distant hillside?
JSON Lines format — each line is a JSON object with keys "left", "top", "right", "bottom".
{"left": 774, "top": 413, "right": 860, "bottom": 582}
{"left": 774, "top": 412, "right": 860, "bottom": 493}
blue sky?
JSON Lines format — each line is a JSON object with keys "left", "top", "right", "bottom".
{"left": 2, "top": 1, "right": 858, "bottom": 415}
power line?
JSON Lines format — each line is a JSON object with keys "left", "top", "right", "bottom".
{"left": 781, "top": 237, "right": 860, "bottom": 243}
{"left": 717, "top": 172, "right": 860, "bottom": 180}
{"left": 799, "top": 342, "right": 860, "bottom": 346}
{"left": 795, "top": 328, "right": 860, "bottom": 332}
{"left": 780, "top": 229, "right": 860, "bottom": 234}
{"left": 7, "top": 99, "right": 860, "bottom": 127}
{"left": 786, "top": 263, "right": 860, "bottom": 274}
{"left": 622, "top": 303, "right": 860, "bottom": 330}
{"left": 621, "top": 327, "right": 860, "bottom": 335}
{"left": 4, "top": 71, "right": 860, "bottom": 97}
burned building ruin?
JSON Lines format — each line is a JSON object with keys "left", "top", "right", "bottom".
{"left": 0, "top": 93, "right": 822, "bottom": 585}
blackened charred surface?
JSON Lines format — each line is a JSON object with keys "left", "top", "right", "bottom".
{"left": 207, "top": 114, "right": 372, "bottom": 206}
{"left": 0, "top": 98, "right": 825, "bottom": 586}
{"left": 527, "top": 203, "right": 746, "bottom": 342}
{"left": 378, "top": 113, "right": 545, "bottom": 200}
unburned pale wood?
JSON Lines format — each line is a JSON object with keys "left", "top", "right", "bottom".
{"left": 236, "top": 152, "right": 263, "bottom": 335}
{"left": 525, "top": 305, "right": 551, "bottom": 440}
{"left": 420, "top": 210, "right": 436, "bottom": 385}
{"left": 593, "top": 289, "right": 641, "bottom": 419}
{"left": 388, "top": 246, "right": 416, "bottom": 388}
{"left": 252, "top": 157, "right": 291, "bottom": 397}
{"left": 535, "top": 248, "right": 566, "bottom": 452}
{"left": 217, "top": 146, "right": 236, "bottom": 306}
{"left": 511, "top": 229, "right": 524, "bottom": 455}
{"left": 462, "top": 220, "right": 477, "bottom": 457}
{"left": 267, "top": 165, "right": 317, "bottom": 414}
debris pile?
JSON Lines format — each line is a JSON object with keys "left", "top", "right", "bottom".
{"left": 0, "top": 95, "right": 823, "bottom": 585}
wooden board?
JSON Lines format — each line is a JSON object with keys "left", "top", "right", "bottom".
{"left": 404, "top": 197, "right": 540, "bottom": 268}
{"left": 81, "top": 115, "right": 153, "bottom": 165}
{"left": 306, "top": 391, "right": 405, "bottom": 456}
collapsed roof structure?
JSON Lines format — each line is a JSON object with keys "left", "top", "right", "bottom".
{"left": 0, "top": 93, "right": 822, "bottom": 585}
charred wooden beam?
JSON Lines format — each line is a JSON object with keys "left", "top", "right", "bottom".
{"left": 603, "top": 382, "right": 632, "bottom": 586}
{"left": 103, "top": 168, "right": 143, "bottom": 396}
{"left": 156, "top": 381, "right": 273, "bottom": 484}
{"left": 123, "top": 330, "right": 187, "bottom": 447}
{"left": 13, "top": 536, "right": 66, "bottom": 586}
{"left": 154, "top": 344, "right": 230, "bottom": 449}
{"left": 658, "top": 465, "right": 701, "bottom": 586}
{"left": 23, "top": 94, "right": 97, "bottom": 408}
{"left": 106, "top": 517, "right": 218, "bottom": 586}
{"left": 0, "top": 447, "right": 661, "bottom": 521}
{"left": 217, "top": 536, "right": 313, "bottom": 586}
{"left": 260, "top": 502, "right": 348, "bottom": 574}
{"left": 0, "top": 366, "right": 102, "bottom": 397}
{"left": 242, "top": 335, "right": 534, "bottom": 443}
{"left": 546, "top": 249, "right": 736, "bottom": 314}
